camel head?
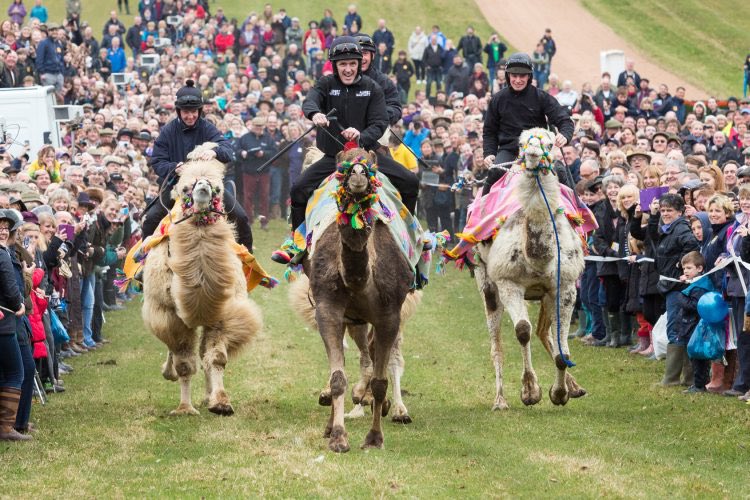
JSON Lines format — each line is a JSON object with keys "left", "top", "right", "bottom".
{"left": 174, "top": 143, "right": 226, "bottom": 225}
{"left": 519, "top": 128, "right": 556, "bottom": 175}
{"left": 333, "top": 148, "right": 382, "bottom": 230}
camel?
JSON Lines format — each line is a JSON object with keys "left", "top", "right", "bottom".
{"left": 302, "top": 148, "right": 414, "bottom": 452}
{"left": 141, "top": 144, "right": 263, "bottom": 416}
{"left": 473, "top": 128, "right": 586, "bottom": 410}
{"left": 289, "top": 274, "right": 421, "bottom": 423}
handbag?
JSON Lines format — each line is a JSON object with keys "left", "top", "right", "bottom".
{"left": 49, "top": 309, "right": 70, "bottom": 344}
{"left": 687, "top": 319, "right": 725, "bottom": 361}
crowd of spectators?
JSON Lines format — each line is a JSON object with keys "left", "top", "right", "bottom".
{"left": 2, "top": 0, "right": 750, "bottom": 441}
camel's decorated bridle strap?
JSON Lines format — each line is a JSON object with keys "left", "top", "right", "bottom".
{"left": 177, "top": 180, "right": 225, "bottom": 225}
{"left": 334, "top": 156, "right": 382, "bottom": 230}
{"left": 519, "top": 134, "right": 553, "bottom": 173}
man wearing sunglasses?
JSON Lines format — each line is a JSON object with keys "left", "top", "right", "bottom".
{"left": 142, "top": 79, "right": 254, "bottom": 251}
{"left": 290, "top": 38, "right": 415, "bottom": 231}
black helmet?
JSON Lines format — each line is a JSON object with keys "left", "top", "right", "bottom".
{"left": 175, "top": 79, "right": 203, "bottom": 110}
{"left": 328, "top": 36, "right": 363, "bottom": 62}
{"left": 352, "top": 34, "right": 376, "bottom": 54}
{"left": 504, "top": 53, "right": 533, "bottom": 75}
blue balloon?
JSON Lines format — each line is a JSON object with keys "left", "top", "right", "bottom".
{"left": 697, "top": 292, "right": 728, "bottom": 324}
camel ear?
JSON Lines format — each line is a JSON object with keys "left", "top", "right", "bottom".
{"left": 367, "top": 150, "right": 377, "bottom": 166}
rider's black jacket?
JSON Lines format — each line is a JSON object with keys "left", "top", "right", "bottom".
{"left": 483, "top": 83, "right": 574, "bottom": 157}
{"left": 364, "top": 66, "right": 402, "bottom": 125}
{"left": 150, "top": 116, "right": 234, "bottom": 186}
{"left": 302, "top": 74, "right": 388, "bottom": 157}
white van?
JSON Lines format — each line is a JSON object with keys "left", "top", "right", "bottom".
{"left": 0, "top": 86, "right": 66, "bottom": 159}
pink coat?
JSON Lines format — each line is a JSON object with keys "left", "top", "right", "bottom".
{"left": 29, "top": 268, "right": 48, "bottom": 359}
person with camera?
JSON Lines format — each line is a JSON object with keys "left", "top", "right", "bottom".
{"left": 483, "top": 33, "right": 507, "bottom": 85}
{"left": 481, "top": 53, "right": 574, "bottom": 195}
{"left": 142, "top": 79, "right": 254, "bottom": 251}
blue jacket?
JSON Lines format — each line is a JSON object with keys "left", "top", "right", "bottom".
{"left": 107, "top": 47, "right": 126, "bottom": 73}
{"left": 675, "top": 275, "right": 713, "bottom": 344}
{"left": 149, "top": 117, "right": 234, "bottom": 186}
{"left": 36, "top": 37, "right": 62, "bottom": 74}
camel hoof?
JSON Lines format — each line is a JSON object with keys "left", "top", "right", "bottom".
{"left": 208, "top": 402, "right": 235, "bottom": 416}
{"left": 391, "top": 414, "right": 412, "bottom": 424}
{"left": 568, "top": 386, "right": 587, "bottom": 398}
{"left": 169, "top": 404, "right": 199, "bottom": 416}
{"left": 382, "top": 399, "right": 391, "bottom": 417}
{"left": 361, "top": 430, "right": 384, "bottom": 449}
{"left": 521, "top": 372, "right": 542, "bottom": 406}
{"left": 492, "top": 396, "right": 510, "bottom": 411}
{"left": 549, "top": 385, "right": 569, "bottom": 406}
{"left": 328, "top": 426, "right": 350, "bottom": 453}
{"left": 319, "top": 391, "right": 332, "bottom": 407}
{"left": 351, "top": 383, "right": 368, "bottom": 405}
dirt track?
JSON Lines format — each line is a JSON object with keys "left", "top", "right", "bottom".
{"left": 474, "top": 0, "right": 708, "bottom": 98}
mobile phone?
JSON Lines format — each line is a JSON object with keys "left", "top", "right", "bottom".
{"left": 120, "top": 206, "right": 129, "bottom": 216}
{"left": 58, "top": 223, "right": 75, "bottom": 240}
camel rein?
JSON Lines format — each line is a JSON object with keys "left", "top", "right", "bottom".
{"left": 535, "top": 172, "right": 576, "bottom": 369}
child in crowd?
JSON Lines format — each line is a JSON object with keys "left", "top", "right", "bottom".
{"left": 675, "top": 251, "right": 714, "bottom": 392}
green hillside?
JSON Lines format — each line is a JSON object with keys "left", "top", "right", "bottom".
{"left": 45, "top": 0, "right": 499, "bottom": 56}
{"left": 582, "top": 0, "right": 749, "bottom": 98}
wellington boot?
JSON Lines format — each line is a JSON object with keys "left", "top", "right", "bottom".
{"left": 618, "top": 313, "right": 633, "bottom": 347}
{"left": 630, "top": 337, "right": 650, "bottom": 355}
{"left": 661, "top": 344, "right": 684, "bottom": 386}
{"left": 721, "top": 350, "right": 738, "bottom": 392}
{"left": 706, "top": 362, "right": 725, "bottom": 393}
{"left": 680, "top": 349, "right": 694, "bottom": 386}
{"left": 575, "top": 310, "right": 588, "bottom": 337}
{"left": 607, "top": 312, "right": 622, "bottom": 348}
{"left": 0, "top": 387, "right": 31, "bottom": 441}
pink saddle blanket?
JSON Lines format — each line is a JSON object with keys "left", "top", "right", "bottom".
{"left": 445, "top": 171, "right": 598, "bottom": 264}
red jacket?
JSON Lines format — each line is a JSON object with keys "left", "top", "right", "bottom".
{"left": 214, "top": 33, "right": 235, "bottom": 53}
{"left": 29, "top": 268, "right": 48, "bottom": 359}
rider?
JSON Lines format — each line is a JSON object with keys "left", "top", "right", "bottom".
{"left": 275, "top": 37, "right": 416, "bottom": 263}
{"left": 482, "top": 52, "right": 574, "bottom": 195}
{"left": 143, "top": 79, "right": 254, "bottom": 251}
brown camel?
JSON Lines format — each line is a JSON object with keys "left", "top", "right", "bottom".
{"left": 303, "top": 148, "right": 413, "bottom": 452}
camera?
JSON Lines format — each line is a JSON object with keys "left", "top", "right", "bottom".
{"left": 166, "top": 15, "right": 182, "bottom": 26}
{"left": 153, "top": 37, "right": 172, "bottom": 49}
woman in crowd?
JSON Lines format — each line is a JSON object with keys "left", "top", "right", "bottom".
{"left": 27, "top": 146, "right": 63, "bottom": 183}
{"left": 0, "top": 210, "right": 29, "bottom": 441}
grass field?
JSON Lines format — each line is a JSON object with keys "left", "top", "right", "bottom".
{"left": 1, "top": 220, "right": 749, "bottom": 497}
{"left": 581, "top": 0, "right": 749, "bottom": 98}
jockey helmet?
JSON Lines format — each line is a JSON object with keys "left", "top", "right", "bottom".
{"left": 353, "top": 34, "right": 376, "bottom": 54}
{"left": 175, "top": 79, "right": 204, "bottom": 110}
{"left": 505, "top": 53, "right": 533, "bottom": 75}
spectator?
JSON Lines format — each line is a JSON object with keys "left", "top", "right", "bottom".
{"left": 392, "top": 50, "right": 414, "bottom": 103}
{"left": 483, "top": 33, "right": 507, "bottom": 84}
{"left": 540, "top": 28, "right": 556, "bottom": 74}
{"left": 237, "top": 116, "right": 276, "bottom": 229}
{"left": 617, "top": 59, "right": 641, "bottom": 88}
{"left": 106, "top": 36, "right": 126, "bottom": 73}
{"left": 28, "top": 0, "right": 44, "bottom": 23}
{"left": 457, "top": 26, "right": 482, "bottom": 67}
{"left": 407, "top": 25, "right": 428, "bottom": 84}
{"left": 7, "top": 0, "right": 25, "bottom": 26}
{"left": 343, "top": 4, "right": 362, "bottom": 34}
{"left": 0, "top": 50, "right": 21, "bottom": 88}
{"left": 423, "top": 34, "right": 444, "bottom": 98}
{"left": 531, "top": 42, "right": 549, "bottom": 89}
{"left": 445, "top": 54, "right": 470, "bottom": 97}
{"left": 372, "top": 19, "right": 394, "bottom": 58}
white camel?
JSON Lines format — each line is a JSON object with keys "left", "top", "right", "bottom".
{"left": 474, "top": 128, "right": 586, "bottom": 410}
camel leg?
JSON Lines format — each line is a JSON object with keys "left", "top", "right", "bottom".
{"left": 495, "top": 279, "right": 541, "bottom": 406}
{"left": 475, "top": 264, "right": 509, "bottom": 410}
{"left": 362, "top": 317, "right": 400, "bottom": 450}
{"left": 199, "top": 326, "right": 234, "bottom": 416}
{"left": 349, "top": 324, "right": 373, "bottom": 405}
{"left": 146, "top": 306, "right": 199, "bottom": 416}
{"left": 317, "top": 305, "right": 349, "bottom": 453}
{"left": 389, "top": 333, "right": 411, "bottom": 424}
{"left": 542, "top": 285, "right": 577, "bottom": 406}
{"left": 536, "top": 301, "right": 587, "bottom": 398}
